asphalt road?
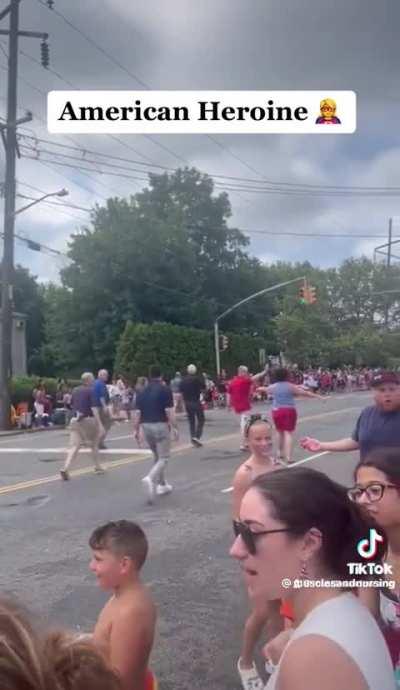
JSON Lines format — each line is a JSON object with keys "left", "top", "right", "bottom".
{"left": 0, "top": 391, "right": 371, "bottom": 690}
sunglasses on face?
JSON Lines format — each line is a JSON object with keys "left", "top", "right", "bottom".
{"left": 233, "top": 519, "right": 291, "bottom": 555}
{"left": 347, "top": 482, "right": 399, "bottom": 503}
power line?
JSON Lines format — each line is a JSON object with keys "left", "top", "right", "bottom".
{"left": 16, "top": 133, "right": 400, "bottom": 194}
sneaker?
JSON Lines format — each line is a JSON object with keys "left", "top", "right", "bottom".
{"left": 156, "top": 483, "right": 173, "bottom": 495}
{"left": 94, "top": 466, "right": 106, "bottom": 474}
{"left": 60, "top": 469, "right": 70, "bottom": 481}
{"left": 191, "top": 437, "right": 203, "bottom": 447}
{"left": 237, "top": 658, "right": 264, "bottom": 690}
{"left": 142, "top": 476, "right": 155, "bottom": 504}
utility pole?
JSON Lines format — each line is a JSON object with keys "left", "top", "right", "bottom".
{"left": 0, "top": 1, "right": 49, "bottom": 429}
{"left": 0, "top": 0, "right": 20, "bottom": 430}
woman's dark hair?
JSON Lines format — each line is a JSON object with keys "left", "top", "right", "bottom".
{"left": 251, "top": 467, "right": 386, "bottom": 578}
{"left": 354, "top": 449, "right": 400, "bottom": 485}
{"left": 271, "top": 368, "right": 289, "bottom": 383}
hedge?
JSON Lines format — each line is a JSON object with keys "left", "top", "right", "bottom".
{"left": 11, "top": 376, "right": 81, "bottom": 407}
{"left": 114, "top": 321, "right": 270, "bottom": 381}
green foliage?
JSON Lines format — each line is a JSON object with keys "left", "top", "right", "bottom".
{"left": 30, "top": 168, "right": 400, "bottom": 374}
{"left": 115, "top": 322, "right": 268, "bottom": 380}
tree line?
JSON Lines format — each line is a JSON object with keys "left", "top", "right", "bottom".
{"left": 7, "top": 167, "right": 400, "bottom": 377}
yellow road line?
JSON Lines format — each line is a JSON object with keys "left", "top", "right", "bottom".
{"left": 0, "top": 404, "right": 362, "bottom": 497}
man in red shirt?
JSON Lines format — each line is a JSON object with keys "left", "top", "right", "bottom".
{"left": 227, "top": 365, "right": 267, "bottom": 450}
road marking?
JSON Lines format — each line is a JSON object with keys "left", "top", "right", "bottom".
{"left": 0, "top": 404, "right": 362, "bottom": 497}
{"left": 0, "top": 448, "right": 150, "bottom": 454}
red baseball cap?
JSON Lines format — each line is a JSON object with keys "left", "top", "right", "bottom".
{"left": 371, "top": 370, "right": 400, "bottom": 387}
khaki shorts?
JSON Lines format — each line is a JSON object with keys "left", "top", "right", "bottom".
{"left": 69, "top": 417, "right": 100, "bottom": 447}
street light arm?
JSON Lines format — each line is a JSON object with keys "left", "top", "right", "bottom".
{"left": 215, "top": 276, "right": 306, "bottom": 322}
{"left": 14, "top": 189, "right": 68, "bottom": 215}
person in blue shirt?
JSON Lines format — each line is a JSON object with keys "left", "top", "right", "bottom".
{"left": 92, "top": 369, "right": 112, "bottom": 449}
{"left": 134, "top": 366, "right": 178, "bottom": 504}
{"left": 301, "top": 371, "right": 400, "bottom": 459}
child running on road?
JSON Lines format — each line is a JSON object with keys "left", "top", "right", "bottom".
{"left": 89, "top": 520, "right": 158, "bottom": 690}
{"left": 232, "top": 415, "right": 284, "bottom": 690}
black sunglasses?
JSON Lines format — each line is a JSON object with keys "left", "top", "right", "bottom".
{"left": 233, "top": 519, "right": 291, "bottom": 555}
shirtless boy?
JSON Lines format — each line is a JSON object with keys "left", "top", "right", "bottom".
{"left": 89, "top": 520, "right": 157, "bottom": 690}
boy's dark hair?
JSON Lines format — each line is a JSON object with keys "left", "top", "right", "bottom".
{"left": 149, "top": 365, "right": 161, "bottom": 379}
{"left": 89, "top": 520, "right": 148, "bottom": 570}
{"left": 251, "top": 467, "right": 386, "bottom": 579}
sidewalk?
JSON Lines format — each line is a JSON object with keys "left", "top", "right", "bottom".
{"left": 0, "top": 425, "right": 62, "bottom": 438}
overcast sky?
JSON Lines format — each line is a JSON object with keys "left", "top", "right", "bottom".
{"left": 1, "top": 0, "right": 399, "bottom": 282}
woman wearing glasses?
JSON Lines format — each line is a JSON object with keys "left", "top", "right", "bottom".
{"left": 349, "top": 450, "right": 400, "bottom": 686}
{"left": 231, "top": 467, "right": 395, "bottom": 690}
{"left": 232, "top": 416, "right": 283, "bottom": 690}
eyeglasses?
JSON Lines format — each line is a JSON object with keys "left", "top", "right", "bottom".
{"left": 347, "top": 482, "right": 399, "bottom": 503}
{"left": 233, "top": 519, "right": 291, "bottom": 555}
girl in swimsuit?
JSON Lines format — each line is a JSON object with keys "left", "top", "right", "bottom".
{"left": 232, "top": 415, "right": 283, "bottom": 690}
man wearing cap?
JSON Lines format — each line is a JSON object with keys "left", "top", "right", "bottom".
{"left": 301, "top": 370, "right": 400, "bottom": 459}
{"left": 179, "top": 364, "right": 206, "bottom": 447}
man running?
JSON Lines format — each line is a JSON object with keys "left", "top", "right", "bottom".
{"left": 93, "top": 368, "right": 112, "bottom": 449}
{"left": 301, "top": 370, "right": 400, "bottom": 459}
{"left": 134, "top": 365, "right": 178, "bottom": 503}
{"left": 60, "top": 372, "right": 105, "bottom": 480}
{"left": 227, "top": 365, "right": 268, "bottom": 451}
{"left": 179, "top": 364, "right": 205, "bottom": 447}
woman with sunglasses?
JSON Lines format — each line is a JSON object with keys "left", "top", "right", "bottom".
{"left": 349, "top": 450, "right": 400, "bottom": 686}
{"left": 232, "top": 416, "right": 284, "bottom": 690}
{"left": 231, "top": 467, "right": 395, "bottom": 690}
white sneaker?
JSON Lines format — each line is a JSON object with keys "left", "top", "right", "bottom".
{"left": 142, "top": 476, "right": 155, "bottom": 504}
{"left": 156, "top": 483, "right": 173, "bottom": 495}
{"left": 237, "top": 658, "right": 264, "bottom": 690}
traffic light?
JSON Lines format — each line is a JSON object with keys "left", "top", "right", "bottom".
{"left": 220, "top": 335, "right": 229, "bottom": 351}
{"left": 299, "top": 284, "right": 308, "bottom": 304}
{"left": 308, "top": 286, "right": 317, "bottom": 304}
{"left": 40, "top": 40, "right": 50, "bottom": 69}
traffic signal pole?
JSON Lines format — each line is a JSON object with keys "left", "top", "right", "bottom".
{"left": 213, "top": 275, "right": 306, "bottom": 376}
